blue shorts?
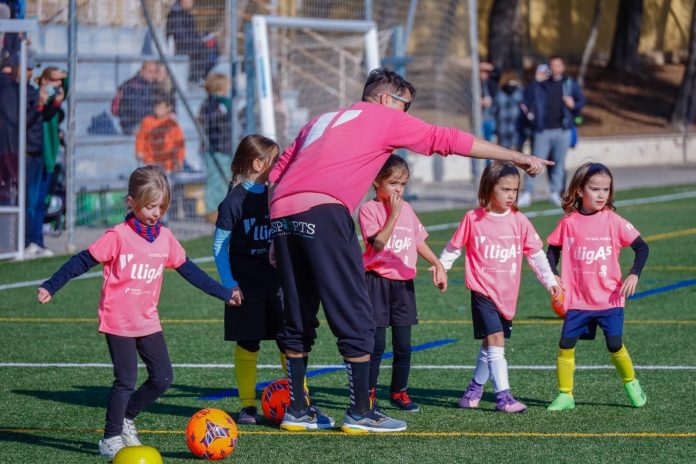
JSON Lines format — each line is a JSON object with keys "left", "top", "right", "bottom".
{"left": 561, "top": 308, "right": 624, "bottom": 340}
{"left": 471, "top": 291, "right": 512, "bottom": 340}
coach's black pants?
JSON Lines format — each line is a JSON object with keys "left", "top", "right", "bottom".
{"left": 104, "top": 331, "right": 173, "bottom": 438}
{"left": 272, "top": 204, "right": 376, "bottom": 358}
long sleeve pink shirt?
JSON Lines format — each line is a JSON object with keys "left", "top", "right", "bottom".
{"left": 269, "top": 101, "right": 475, "bottom": 218}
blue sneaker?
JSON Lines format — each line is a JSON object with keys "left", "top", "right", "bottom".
{"left": 280, "top": 405, "right": 335, "bottom": 431}
{"left": 341, "top": 407, "right": 407, "bottom": 434}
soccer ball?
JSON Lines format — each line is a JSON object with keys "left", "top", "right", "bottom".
{"left": 261, "top": 379, "right": 291, "bottom": 424}
{"left": 186, "top": 408, "right": 238, "bottom": 460}
{"left": 552, "top": 292, "right": 567, "bottom": 318}
{"left": 113, "top": 446, "right": 162, "bottom": 464}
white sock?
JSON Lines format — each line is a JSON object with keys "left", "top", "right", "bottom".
{"left": 472, "top": 346, "right": 489, "bottom": 385}
{"left": 487, "top": 346, "right": 509, "bottom": 393}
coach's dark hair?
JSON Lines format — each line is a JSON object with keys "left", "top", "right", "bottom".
{"left": 374, "top": 154, "right": 410, "bottom": 186}
{"left": 362, "top": 67, "right": 416, "bottom": 102}
{"left": 562, "top": 162, "right": 615, "bottom": 213}
{"left": 549, "top": 55, "right": 564, "bottom": 63}
{"left": 231, "top": 134, "right": 279, "bottom": 186}
{"left": 478, "top": 161, "right": 520, "bottom": 211}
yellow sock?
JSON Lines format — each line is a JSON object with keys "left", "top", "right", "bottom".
{"left": 279, "top": 351, "right": 310, "bottom": 400}
{"left": 557, "top": 348, "right": 576, "bottom": 395}
{"left": 235, "top": 345, "right": 258, "bottom": 408}
{"left": 610, "top": 345, "right": 635, "bottom": 384}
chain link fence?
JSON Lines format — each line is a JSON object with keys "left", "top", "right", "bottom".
{"left": 6, "top": 0, "right": 479, "bottom": 256}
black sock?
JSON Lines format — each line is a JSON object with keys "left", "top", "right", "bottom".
{"left": 346, "top": 360, "right": 371, "bottom": 415}
{"left": 287, "top": 356, "right": 307, "bottom": 411}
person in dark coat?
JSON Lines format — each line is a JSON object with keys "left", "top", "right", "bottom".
{"left": 166, "top": 0, "right": 218, "bottom": 84}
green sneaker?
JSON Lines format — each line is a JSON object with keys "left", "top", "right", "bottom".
{"left": 547, "top": 392, "right": 575, "bottom": 411}
{"left": 624, "top": 379, "right": 647, "bottom": 408}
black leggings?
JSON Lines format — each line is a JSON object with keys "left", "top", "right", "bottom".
{"left": 369, "top": 325, "right": 412, "bottom": 392}
{"left": 104, "top": 332, "right": 173, "bottom": 438}
{"left": 560, "top": 335, "right": 623, "bottom": 353}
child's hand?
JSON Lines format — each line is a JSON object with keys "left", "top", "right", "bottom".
{"left": 428, "top": 265, "right": 448, "bottom": 292}
{"left": 228, "top": 286, "right": 244, "bottom": 306}
{"left": 553, "top": 275, "right": 565, "bottom": 293}
{"left": 37, "top": 287, "right": 52, "bottom": 304}
{"left": 549, "top": 285, "right": 562, "bottom": 300}
{"left": 621, "top": 274, "right": 639, "bottom": 298}
{"left": 388, "top": 192, "right": 403, "bottom": 218}
{"left": 268, "top": 242, "right": 277, "bottom": 268}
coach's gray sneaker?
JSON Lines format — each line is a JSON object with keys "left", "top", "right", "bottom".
{"left": 341, "top": 406, "right": 407, "bottom": 434}
{"left": 280, "top": 405, "right": 335, "bottom": 431}
{"left": 98, "top": 435, "right": 126, "bottom": 459}
{"left": 121, "top": 418, "right": 142, "bottom": 446}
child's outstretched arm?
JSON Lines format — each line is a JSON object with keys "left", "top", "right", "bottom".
{"left": 418, "top": 242, "right": 447, "bottom": 292}
{"left": 438, "top": 241, "right": 462, "bottom": 272}
{"left": 38, "top": 250, "right": 100, "bottom": 304}
{"left": 367, "top": 193, "right": 402, "bottom": 251}
{"left": 212, "top": 227, "right": 243, "bottom": 306}
{"left": 621, "top": 236, "right": 649, "bottom": 298}
{"left": 175, "top": 258, "right": 235, "bottom": 305}
{"left": 526, "top": 249, "right": 562, "bottom": 298}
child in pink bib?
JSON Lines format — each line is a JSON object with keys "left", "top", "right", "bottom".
{"left": 546, "top": 162, "right": 649, "bottom": 412}
{"left": 38, "top": 166, "right": 234, "bottom": 458}
{"left": 439, "top": 161, "right": 560, "bottom": 413}
{"left": 358, "top": 155, "right": 446, "bottom": 412}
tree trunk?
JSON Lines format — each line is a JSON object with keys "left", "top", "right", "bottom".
{"left": 608, "top": 0, "right": 643, "bottom": 73}
{"left": 487, "top": 0, "right": 523, "bottom": 74}
{"left": 670, "top": 0, "right": 696, "bottom": 127}
{"left": 578, "top": 0, "right": 603, "bottom": 87}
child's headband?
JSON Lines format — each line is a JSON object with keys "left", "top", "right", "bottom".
{"left": 500, "top": 165, "right": 520, "bottom": 177}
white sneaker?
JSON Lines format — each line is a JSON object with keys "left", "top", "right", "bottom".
{"left": 35, "top": 246, "right": 54, "bottom": 258}
{"left": 24, "top": 242, "right": 41, "bottom": 258}
{"left": 98, "top": 435, "right": 125, "bottom": 459}
{"left": 517, "top": 191, "right": 532, "bottom": 208}
{"left": 548, "top": 192, "right": 563, "bottom": 207}
{"left": 121, "top": 418, "right": 142, "bottom": 446}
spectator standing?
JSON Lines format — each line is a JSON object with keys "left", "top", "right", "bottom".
{"left": 474, "top": 61, "right": 499, "bottom": 179}
{"left": 199, "top": 73, "right": 232, "bottom": 221}
{"left": 166, "top": 0, "right": 218, "bottom": 85}
{"left": 491, "top": 70, "right": 525, "bottom": 151}
{"left": 0, "top": 53, "right": 61, "bottom": 257}
{"left": 518, "top": 56, "right": 585, "bottom": 207}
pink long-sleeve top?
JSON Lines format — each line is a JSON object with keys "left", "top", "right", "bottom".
{"left": 269, "top": 101, "right": 475, "bottom": 218}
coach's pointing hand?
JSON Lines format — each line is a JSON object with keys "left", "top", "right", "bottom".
{"left": 514, "top": 153, "right": 554, "bottom": 177}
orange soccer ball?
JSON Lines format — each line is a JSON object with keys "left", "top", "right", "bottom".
{"left": 261, "top": 379, "right": 292, "bottom": 424}
{"left": 186, "top": 408, "right": 238, "bottom": 460}
{"left": 552, "top": 292, "right": 567, "bottom": 318}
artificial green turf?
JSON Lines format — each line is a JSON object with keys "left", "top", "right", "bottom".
{"left": 1, "top": 184, "right": 695, "bottom": 463}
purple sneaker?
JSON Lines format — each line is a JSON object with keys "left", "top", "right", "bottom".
{"left": 458, "top": 381, "right": 483, "bottom": 409}
{"left": 495, "top": 390, "right": 527, "bottom": 413}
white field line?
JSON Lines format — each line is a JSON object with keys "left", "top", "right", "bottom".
{"left": 1, "top": 363, "right": 695, "bottom": 370}
{"left": 2, "top": 189, "right": 696, "bottom": 292}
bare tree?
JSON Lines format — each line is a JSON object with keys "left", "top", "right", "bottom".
{"left": 578, "top": 0, "right": 603, "bottom": 87}
{"left": 487, "top": 0, "right": 523, "bottom": 74}
{"left": 670, "top": 0, "right": 696, "bottom": 128}
{"left": 608, "top": 0, "right": 644, "bottom": 73}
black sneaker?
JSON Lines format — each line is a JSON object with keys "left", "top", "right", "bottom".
{"left": 390, "top": 390, "right": 420, "bottom": 412}
{"left": 238, "top": 406, "right": 260, "bottom": 425}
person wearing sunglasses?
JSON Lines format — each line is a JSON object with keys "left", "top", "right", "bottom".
{"left": 267, "top": 67, "right": 553, "bottom": 435}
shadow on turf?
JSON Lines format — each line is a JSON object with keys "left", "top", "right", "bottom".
{"left": 12, "top": 385, "right": 202, "bottom": 417}
{"left": 0, "top": 430, "right": 95, "bottom": 456}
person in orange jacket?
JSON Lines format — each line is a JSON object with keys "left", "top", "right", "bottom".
{"left": 135, "top": 94, "right": 185, "bottom": 174}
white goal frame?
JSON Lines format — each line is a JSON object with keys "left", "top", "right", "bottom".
{"left": 251, "top": 15, "right": 380, "bottom": 141}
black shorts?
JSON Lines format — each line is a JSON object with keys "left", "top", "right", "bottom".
{"left": 471, "top": 291, "right": 512, "bottom": 340}
{"left": 224, "top": 286, "right": 284, "bottom": 342}
{"left": 365, "top": 272, "right": 418, "bottom": 328}
{"left": 272, "top": 204, "right": 376, "bottom": 357}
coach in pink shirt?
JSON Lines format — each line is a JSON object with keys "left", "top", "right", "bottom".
{"left": 268, "top": 67, "right": 553, "bottom": 433}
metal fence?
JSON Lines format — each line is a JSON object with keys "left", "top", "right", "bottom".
{"left": 2, "top": 0, "right": 480, "bottom": 259}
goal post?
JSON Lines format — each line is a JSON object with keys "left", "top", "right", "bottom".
{"left": 251, "top": 15, "right": 381, "bottom": 142}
